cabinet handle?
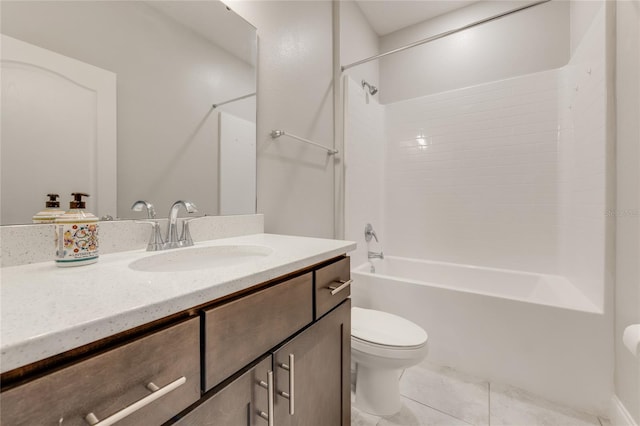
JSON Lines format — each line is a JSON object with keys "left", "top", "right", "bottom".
{"left": 327, "top": 279, "right": 352, "bottom": 295}
{"left": 278, "top": 354, "right": 295, "bottom": 415}
{"left": 258, "top": 371, "right": 274, "bottom": 426}
{"left": 84, "top": 376, "right": 186, "bottom": 426}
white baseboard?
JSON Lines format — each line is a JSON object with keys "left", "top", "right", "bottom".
{"left": 611, "top": 395, "right": 638, "bottom": 426}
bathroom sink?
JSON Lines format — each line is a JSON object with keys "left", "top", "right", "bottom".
{"left": 128, "top": 245, "right": 273, "bottom": 272}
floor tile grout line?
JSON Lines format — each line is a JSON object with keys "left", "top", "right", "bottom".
{"left": 400, "top": 394, "right": 476, "bottom": 426}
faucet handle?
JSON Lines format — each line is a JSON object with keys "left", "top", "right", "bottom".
{"left": 135, "top": 220, "right": 164, "bottom": 251}
{"left": 178, "top": 217, "right": 202, "bottom": 247}
{"left": 365, "top": 223, "right": 379, "bottom": 243}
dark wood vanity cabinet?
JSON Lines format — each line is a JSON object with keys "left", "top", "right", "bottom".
{"left": 0, "top": 318, "right": 201, "bottom": 426}
{"left": 0, "top": 255, "right": 351, "bottom": 426}
{"left": 273, "top": 300, "right": 350, "bottom": 426}
{"left": 174, "top": 300, "right": 350, "bottom": 426}
{"left": 172, "top": 356, "right": 272, "bottom": 426}
{"left": 314, "top": 256, "right": 351, "bottom": 318}
{"left": 187, "top": 255, "right": 351, "bottom": 426}
{"left": 202, "top": 273, "right": 314, "bottom": 392}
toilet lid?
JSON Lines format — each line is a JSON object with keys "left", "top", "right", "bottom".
{"left": 352, "top": 307, "right": 428, "bottom": 347}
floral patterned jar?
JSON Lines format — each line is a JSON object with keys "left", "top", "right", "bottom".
{"left": 55, "top": 193, "right": 99, "bottom": 267}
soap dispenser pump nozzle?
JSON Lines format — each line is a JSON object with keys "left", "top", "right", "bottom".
{"left": 69, "top": 192, "right": 89, "bottom": 209}
{"left": 33, "top": 193, "right": 65, "bottom": 223}
{"left": 45, "top": 193, "right": 60, "bottom": 208}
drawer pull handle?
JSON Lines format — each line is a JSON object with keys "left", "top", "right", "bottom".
{"left": 258, "top": 371, "right": 274, "bottom": 426}
{"left": 327, "top": 279, "right": 352, "bottom": 295}
{"left": 278, "top": 354, "right": 295, "bottom": 415}
{"left": 84, "top": 376, "right": 186, "bottom": 426}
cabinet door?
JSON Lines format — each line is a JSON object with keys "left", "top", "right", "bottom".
{"left": 173, "top": 356, "right": 272, "bottom": 426}
{"left": 273, "top": 300, "right": 350, "bottom": 426}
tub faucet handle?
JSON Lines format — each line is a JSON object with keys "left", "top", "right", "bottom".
{"left": 365, "top": 223, "right": 379, "bottom": 243}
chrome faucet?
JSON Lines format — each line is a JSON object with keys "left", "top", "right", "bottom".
{"left": 132, "top": 200, "right": 156, "bottom": 219}
{"left": 365, "top": 223, "right": 383, "bottom": 259}
{"left": 364, "top": 223, "right": 378, "bottom": 242}
{"left": 165, "top": 200, "right": 198, "bottom": 249}
{"left": 132, "top": 200, "right": 165, "bottom": 251}
{"left": 133, "top": 200, "right": 198, "bottom": 251}
{"left": 368, "top": 250, "right": 384, "bottom": 260}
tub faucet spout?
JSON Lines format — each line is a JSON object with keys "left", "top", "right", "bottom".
{"left": 368, "top": 251, "right": 384, "bottom": 260}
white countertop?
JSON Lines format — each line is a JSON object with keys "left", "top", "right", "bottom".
{"left": 0, "top": 233, "right": 356, "bottom": 373}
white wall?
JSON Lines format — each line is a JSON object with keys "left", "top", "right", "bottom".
{"left": 378, "top": 0, "right": 569, "bottom": 103}
{"left": 570, "top": 0, "right": 605, "bottom": 55}
{"left": 556, "top": 2, "right": 615, "bottom": 415}
{"left": 384, "top": 70, "right": 560, "bottom": 273}
{"left": 344, "top": 76, "right": 385, "bottom": 267}
{"left": 339, "top": 1, "right": 379, "bottom": 92}
{"left": 1, "top": 1, "right": 256, "bottom": 219}
{"left": 340, "top": 0, "right": 383, "bottom": 255}
{"left": 225, "top": 0, "right": 336, "bottom": 238}
{"left": 614, "top": 0, "right": 640, "bottom": 424}
{"left": 557, "top": 1, "right": 609, "bottom": 312}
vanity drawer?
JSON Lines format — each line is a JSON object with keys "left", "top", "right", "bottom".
{"left": 315, "top": 256, "right": 351, "bottom": 318}
{"left": 0, "top": 317, "right": 200, "bottom": 426}
{"left": 203, "top": 273, "right": 313, "bottom": 391}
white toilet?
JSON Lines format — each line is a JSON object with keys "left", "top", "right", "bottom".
{"left": 351, "top": 307, "right": 428, "bottom": 416}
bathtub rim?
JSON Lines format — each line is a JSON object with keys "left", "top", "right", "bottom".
{"left": 352, "top": 256, "right": 601, "bottom": 314}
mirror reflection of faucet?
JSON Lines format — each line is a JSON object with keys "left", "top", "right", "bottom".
{"left": 133, "top": 200, "right": 199, "bottom": 251}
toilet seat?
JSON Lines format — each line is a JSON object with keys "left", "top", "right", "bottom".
{"left": 352, "top": 335, "right": 425, "bottom": 351}
{"left": 352, "top": 307, "right": 428, "bottom": 348}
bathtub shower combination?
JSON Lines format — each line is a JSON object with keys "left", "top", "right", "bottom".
{"left": 343, "top": 0, "right": 613, "bottom": 416}
{"left": 351, "top": 257, "right": 610, "bottom": 413}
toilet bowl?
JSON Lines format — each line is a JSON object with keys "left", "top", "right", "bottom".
{"left": 351, "top": 307, "right": 428, "bottom": 416}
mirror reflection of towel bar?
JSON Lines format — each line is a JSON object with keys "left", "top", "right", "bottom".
{"left": 270, "top": 130, "right": 338, "bottom": 155}
{"left": 212, "top": 92, "right": 256, "bottom": 109}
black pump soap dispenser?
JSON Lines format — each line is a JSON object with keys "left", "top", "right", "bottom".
{"left": 54, "top": 192, "right": 99, "bottom": 267}
{"left": 32, "top": 194, "right": 65, "bottom": 223}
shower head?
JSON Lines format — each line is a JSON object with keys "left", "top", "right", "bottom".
{"left": 361, "top": 80, "right": 378, "bottom": 96}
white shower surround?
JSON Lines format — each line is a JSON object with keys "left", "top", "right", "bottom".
{"left": 343, "top": 2, "right": 612, "bottom": 416}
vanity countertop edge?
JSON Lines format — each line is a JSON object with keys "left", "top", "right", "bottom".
{"left": 0, "top": 233, "right": 356, "bottom": 374}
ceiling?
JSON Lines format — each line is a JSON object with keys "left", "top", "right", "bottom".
{"left": 355, "top": 0, "right": 480, "bottom": 36}
{"left": 146, "top": 1, "right": 256, "bottom": 66}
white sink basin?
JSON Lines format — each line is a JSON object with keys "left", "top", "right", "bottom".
{"left": 128, "top": 245, "right": 273, "bottom": 272}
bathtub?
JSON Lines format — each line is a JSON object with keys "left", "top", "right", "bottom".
{"left": 351, "top": 256, "right": 611, "bottom": 415}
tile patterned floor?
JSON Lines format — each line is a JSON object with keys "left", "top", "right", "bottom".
{"left": 352, "top": 361, "right": 611, "bottom": 426}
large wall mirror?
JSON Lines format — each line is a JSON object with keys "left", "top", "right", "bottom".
{"left": 1, "top": 0, "right": 257, "bottom": 225}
